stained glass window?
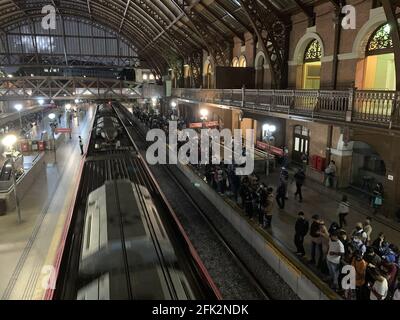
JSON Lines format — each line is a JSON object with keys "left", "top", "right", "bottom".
{"left": 304, "top": 39, "right": 322, "bottom": 62}
{"left": 367, "top": 24, "right": 393, "bottom": 56}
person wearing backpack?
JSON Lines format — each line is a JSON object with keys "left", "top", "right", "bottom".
{"left": 337, "top": 195, "right": 350, "bottom": 229}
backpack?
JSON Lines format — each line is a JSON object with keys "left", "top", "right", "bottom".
{"left": 310, "top": 222, "right": 320, "bottom": 238}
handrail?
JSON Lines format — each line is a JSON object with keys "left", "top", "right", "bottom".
{"left": 173, "top": 88, "right": 400, "bottom": 129}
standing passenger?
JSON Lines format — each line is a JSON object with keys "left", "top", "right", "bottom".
{"left": 79, "top": 136, "right": 84, "bottom": 155}
{"left": 294, "top": 212, "right": 309, "bottom": 257}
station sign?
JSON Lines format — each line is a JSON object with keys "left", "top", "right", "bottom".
{"left": 189, "top": 123, "right": 203, "bottom": 129}
{"left": 256, "top": 141, "right": 284, "bottom": 157}
{"left": 188, "top": 121, "right": 220, "bottom": 129}
{"left": 55, "top": 128, "right": 72, "bottom": 134}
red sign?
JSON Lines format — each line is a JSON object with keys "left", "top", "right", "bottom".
{"left": 55, "top": 128, "right": 72, "bottom": 134}
{"left": 189, "top": 121, "right": 220, "bottom": 129}
{"left": 205, "top": 121, "right": 219, "bottom": 128}
{"left": 189, "top": 123, "right": 203, "bottom": 129}
{"left": 256, "top": 141, "right": 284, "bottom": 157}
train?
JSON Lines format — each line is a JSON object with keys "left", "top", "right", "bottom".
{"left": 77, "top": 179, "right": 195, "bottom": 300}
{"left": 93, "top": 104, "right": 124, "bottom": 150}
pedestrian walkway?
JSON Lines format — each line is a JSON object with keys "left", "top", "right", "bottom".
{"left": 0, "top": 105, "right": 94, "bottom": 300}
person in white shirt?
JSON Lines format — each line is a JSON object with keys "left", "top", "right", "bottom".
{"left": 369, "top": 270, "right": 388, "bottom": 300}
{"left": 326, "top": 231, "right": 345, "bottom": 290}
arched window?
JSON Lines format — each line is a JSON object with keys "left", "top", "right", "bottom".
{"left": 302, "top": 40, "right": 322, "bottom": 89}
{"left": 304, "top": 39, "right": 322, "bottom": 62}
{"left": 232, "top": 57, "right": 239, "bottom": 67}
{"left": 363, "top": 24, "right": 395, "bottom": 90}
{"left": 239, "top": 55, "right": 247, "bottom": 68}
{"left": 367, "top": 24, "right": 393, "bottom": 56}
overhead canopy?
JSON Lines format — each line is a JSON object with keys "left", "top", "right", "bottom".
{"left": 0, "top": 0, "right": 323, "bottom": 74}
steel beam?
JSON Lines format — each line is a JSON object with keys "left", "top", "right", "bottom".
{"left": 239, "top": 0, "right": 290, "bottom": 88}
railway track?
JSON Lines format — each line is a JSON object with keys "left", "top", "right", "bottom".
{"left": 53, "top": 103, "right": 221, "bottom": 300}
{"left": 115, "top": 103, "right": 274, "bottom": 300}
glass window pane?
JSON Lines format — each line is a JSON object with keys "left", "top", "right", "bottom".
{"left": 295, "top": 138, "right": 300, "bottom": 152}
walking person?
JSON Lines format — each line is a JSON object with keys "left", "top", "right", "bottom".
{"left": 337, "top": 195, "right": 350, "bottom": 229}
{"left": 79, "top": 136, "right": 84, "bottom": 156}
{"left": 276, "top": 181, "right": 286, "bottom": 210}
{"left": 294, "top": 212, "right": 309, "bottom": 257}
{"left": 294, "top": 168, "right": 306, "bottom": 203}
{"left": 372, "top": 183, "right": 384, "bottom": 215}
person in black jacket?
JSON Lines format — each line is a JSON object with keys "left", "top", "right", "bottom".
{"left": 294, "top": 168, "right": 306, "bottom": 203}
{"left": 295, "top": 212, "right": 309, "bottom": 256}
{"left": 276, "top": 181, "right": 287, "bottom": 210}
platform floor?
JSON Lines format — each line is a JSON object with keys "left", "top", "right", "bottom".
{"left": 0, "top": 106, "right": 94, "bottom": 300}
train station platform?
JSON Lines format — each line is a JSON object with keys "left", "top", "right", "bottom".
{"left": 190, "top": 164, "right": 400, "bottom": 296}
{"left": 0, "top": 106, "right": 94, "bottom": 300}
{"left": 256, "top": 169, "right": 400, "bottom": 255}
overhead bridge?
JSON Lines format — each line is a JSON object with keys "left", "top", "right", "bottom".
{"left": 0, "top": 76, "right": 142, "bottom": 101}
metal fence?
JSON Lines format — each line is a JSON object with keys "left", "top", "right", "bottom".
{"left": 173, "top": 88, "right": 400, "bottom": 129}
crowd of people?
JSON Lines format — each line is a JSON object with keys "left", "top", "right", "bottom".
{"left": 204, "top": 163, "right": 400, "bottom": 300}
{"left": 133, "top": 106, "right": 400, "bottom": 300}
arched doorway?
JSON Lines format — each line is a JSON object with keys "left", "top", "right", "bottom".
{"left": 293, "top": 125, "right": 310, "bottom": 164}
{"left": 350, "top": 141, "right": 386, "bottom": 192}
{"left": 302, "top": 39, "right": 322, "bottom": 89}
{"left": 362, "top": 24, "right": 395, "bottom": 90}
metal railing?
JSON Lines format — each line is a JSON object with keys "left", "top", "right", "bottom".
{"left": 173, "top": 88, "right": 400, "bottom": 129}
